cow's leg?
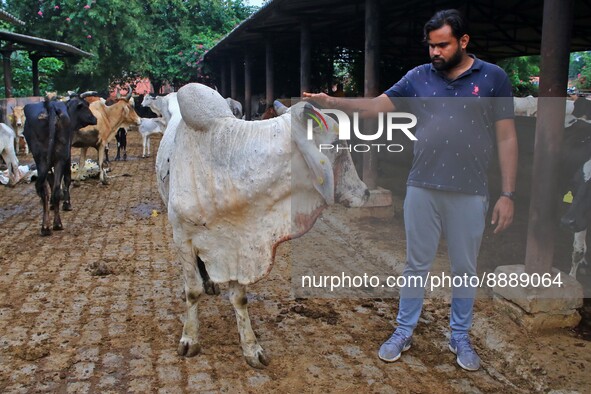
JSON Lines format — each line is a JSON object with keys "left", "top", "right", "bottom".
{"left": 228, "top": 281, "right": 269, "bottom": 368}
{"left": 142, "top": 135, "right": 147, "bottom": 158}
{"left": 23, "top": 138, "right": 28, "bottom": 155}
{"left": 177, "top": 242, "right": 204, "bottom": 357}
{"left": 62, "top": 157, "right": 73, "bottom": 211}
{"left": 77, "top": 148, "right": 88, "bottom": 181}
{"left": 13, "top": 136, "right": 19, "bottom": 155}
{"left": 98, "top": 144, "right": 109, "bottom": 185}
{"left": 122, "top": 131, "right": 127, "bottom": 161}
{"left": 570, "top": 230, "right": 588, "bottom": 278}
{"left": 50, "top": 165, "right": 63, "bottom": 231}
{"left": 41, "top": 180, "right": 52, "bottom": 236}
{"left": 146, "top": 135, "right": 151, "bottom": 157}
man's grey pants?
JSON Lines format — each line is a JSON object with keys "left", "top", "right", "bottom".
{"left": 396, "top": 186, "right": 488, "bottom": 338}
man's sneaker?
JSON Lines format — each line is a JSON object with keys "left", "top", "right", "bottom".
{"left": 378, "top": 330, "right": 412, "bottom": 362}
{"left": 449, "top": 334, "right": 481, "bottom": 371}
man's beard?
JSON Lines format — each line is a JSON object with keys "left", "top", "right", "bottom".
{"left": 431, "top": 47, "right": 463, "bottom": 72}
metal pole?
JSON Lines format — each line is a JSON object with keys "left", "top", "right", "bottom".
{"left": 524, "top": 0, "right": 574, "bottom": 274}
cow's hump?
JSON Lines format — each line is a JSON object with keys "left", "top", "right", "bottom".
{"left": 178, "top": 83, "right": 234, "bottom": 131}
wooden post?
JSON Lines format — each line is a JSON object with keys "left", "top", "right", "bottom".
{"left": 266, "top": 39, "right": 274, "bottom": 107}
{"left": 2, "top": 50, "right": 13, "bottom": 98}
{"left": 244, "top": 52, "right": 252, "bottom": 120}
{"left": 221, "top": 60, "right": 228, "bottom": 98}
{"left": 30, "top": 54, "right": 41, "bottom": 97}
{"left": 362, "top": 0, "right": 380, "bottom": 189}
{"left": 230, "top": 57, "right": 238, "bottom": 100}
{"left": 300, "top": 22, "right": 311, "bottom": 95}
{"left": 524, "top": 0, "right": 574, "bottom": 274}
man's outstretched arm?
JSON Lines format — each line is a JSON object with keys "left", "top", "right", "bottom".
{"left": 302, "top": 92, "right": 396, "bottom": 118}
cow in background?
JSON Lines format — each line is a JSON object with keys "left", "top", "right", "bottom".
{"left": 9, "top": 106, "right": 27, "bottom": 155}
{"left": 138, "top": 117, "right": 166, "bottom": 157}
{"left": 559, "top": 119, "right": 591, "bottom": 278}
{"left": 225, "top": 97, "right": 242, "bottom": 118}
{"left": 72, "top": 89, "right": 141, "bottom": 184}
{"left": 24, "top": 95, "right": 97, "bottom": 235}
{"left": 0, "top": 123, "right": 20, "bottom": 186}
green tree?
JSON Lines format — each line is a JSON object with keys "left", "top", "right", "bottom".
{"left": 4, "top": 0, "right": 255, "bottom": 94}
{"left": 498, "top": 55, "right": 540, "bottom": 96}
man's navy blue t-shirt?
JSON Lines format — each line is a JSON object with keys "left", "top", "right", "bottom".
{"left": 384, "top": 55, "right": 514, "bottom": 196}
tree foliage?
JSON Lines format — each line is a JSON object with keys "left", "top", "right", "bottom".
{"left": 3, "top": 0, "right": 255, "bottom": 95}
{"left": 497, "top": 55, "right": 540, "bottom": 96}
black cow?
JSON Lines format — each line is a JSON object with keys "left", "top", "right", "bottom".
{"left": 559, "top": 119, "right": 591, "bottom": 277}
{"left": 23, "top": 96, "right": 97, "bottom": 235}
{"left": 114, "top": 127, "right": 127, "bottom": 161}
{"left": 572, "top": 96, "right": 591, "bottom": 119}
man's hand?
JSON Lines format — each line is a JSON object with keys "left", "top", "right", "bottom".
{"left": 491, "top": 197, "right": 514, "bottom": 234}
{"left": 302, "top": 92, "right": 332, "bottom": 107}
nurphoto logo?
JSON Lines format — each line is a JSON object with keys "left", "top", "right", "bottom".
{"left": 306, "top": 108, "right": 418, "bottom": 153}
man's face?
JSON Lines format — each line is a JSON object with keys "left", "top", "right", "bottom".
{"left": 428, "top": 24, "right": 468, "bottom": 72}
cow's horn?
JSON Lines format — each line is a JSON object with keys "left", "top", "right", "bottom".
{"left": 125, "top": 85, "right": 133, "bottom": 100}
{"left": 80, "top": 91, "right": 99, "bottom": 99}
{"left": 116, "top": 87, "right": 121, "bottom": 99}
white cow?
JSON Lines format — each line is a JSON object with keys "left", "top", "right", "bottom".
{"left": 514, "top": 96, "right": 575, "bottom": 118}
{"left": 138, "top": 117, "right": 166, "bottom": 157}
{"left": 0, "top": 123, "right": 20, "bottom": 186}
{"left": 514, "top": 95, "right": 538, "bottom": 117}
{"left": 156, "top": 83, "right": 369, "bottom": 368}
{"left": 225, "top": 97, "right": 242, "bottom": 118}
{"left": 141, "top": 92, "right": 178, "bottom": 125}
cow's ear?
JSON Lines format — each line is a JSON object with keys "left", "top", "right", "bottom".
{"left": 291, "top": 110, "right": 334, "bottom": 204}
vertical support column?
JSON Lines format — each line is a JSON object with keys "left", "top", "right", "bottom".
{"left": 221, "top": 59, "right": 228, "bottom": 98}
{"left": 30, "top": 54, "right": 41, "bottom": 97}
{"left": 300, "top": 21, "right": 311, "bottom": 95}
{"left": 266, "top": 38, "right": 274, "bottom": 107}
{"left": 244, "top": 51, "right": 252, "bottom": 121}
{"left": 2, "top": 50, "right": 13, "bottom": 99}
{"left": 525, "top": 0, "right": 574, "bottom": 274}
{"left": 230, "top": 57, "right": 238, "bottom": 100}
{"left": 362, "top": 0, "right": 380, "bottom": 189}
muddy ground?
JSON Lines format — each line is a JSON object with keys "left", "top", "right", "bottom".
{"left": 0, "top": 130, "right": 590, "bottom": 393}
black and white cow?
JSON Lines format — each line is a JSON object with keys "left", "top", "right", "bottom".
{"left": 24, "top": 95, "right": 97, "bottom": 235}
{"left": 560, "top": 119, "right": 591, "bottom": 278}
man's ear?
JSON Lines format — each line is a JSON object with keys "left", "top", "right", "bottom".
{"left": 460, "top": 34, "right": 470, "bottom": 50}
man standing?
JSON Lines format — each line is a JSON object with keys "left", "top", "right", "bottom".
{"left": 304, "top": 9, "right": 517, "bottom": 371}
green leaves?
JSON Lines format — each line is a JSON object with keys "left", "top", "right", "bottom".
{"left": 4, "top": 0, "right": 255, "bottom": 94}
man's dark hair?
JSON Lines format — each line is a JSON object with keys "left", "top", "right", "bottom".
{"left": 423, "top": 9, "right": 467, "bottom": 41}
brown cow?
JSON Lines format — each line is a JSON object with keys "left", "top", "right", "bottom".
{"left": 72, "top": 91, "right": 141, "bottom": 184}
{"left": 9, "top": 106, "right": 26, "bottom": 155}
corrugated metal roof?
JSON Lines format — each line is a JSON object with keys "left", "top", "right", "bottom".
{"left": 0, "top": 9, "right": 25, "bottom": 26}
{"left": 0, "top": 30, "right": 92, "bottom": 57}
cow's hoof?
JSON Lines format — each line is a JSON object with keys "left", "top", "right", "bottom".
{"left": 177, "top": 339, "right": 201, "bottom": 357}
{"left": 204, "top": 280, "right": 220, "bottom": 296}
{"left": 63, "top": 202, "right": 72, "bottom": 211}
{"left": 123, "top": 154, "right": 127, "bottom": 161}
{"left": 244, "top": 346, "right": 270, "bottom": 369}
{"left": 53, "top": 223, "right": 63, "bottom": 231}
{"left": 41, "top": 227, "right": 52, "bottom": 236}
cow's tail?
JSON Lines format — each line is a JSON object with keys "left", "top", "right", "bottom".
{"left": 45, "top": 98, "right": 57, "bottom": 165}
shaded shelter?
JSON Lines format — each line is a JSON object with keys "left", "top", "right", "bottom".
{"left": 0, "top": 30, "right": 92, "bottom": 98}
